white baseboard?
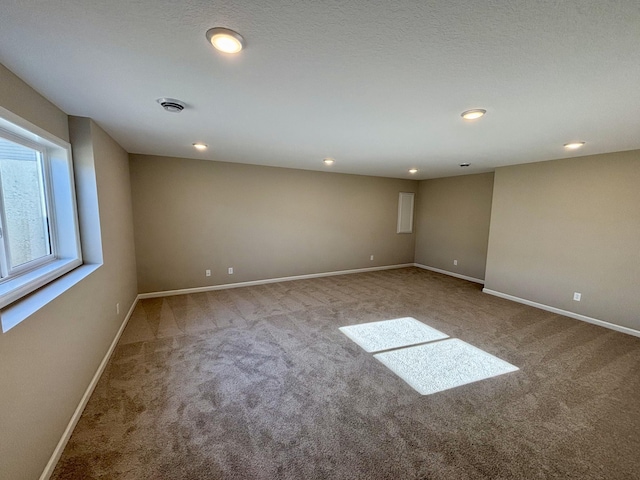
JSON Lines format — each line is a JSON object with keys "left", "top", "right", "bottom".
{"left": 138, "top": 263, "right": 415, "bottom": 299}
{"left": 482, "top": 288, "right": 640, "bottom": 338}
{"left": 413, "top": 263, "right": 485, "bottom": 285}
{"left": 39, "top": 296, "right": 140, "bottom": 480}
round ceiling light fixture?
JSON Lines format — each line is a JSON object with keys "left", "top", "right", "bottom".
{"left": 323, "top": 158, "right": 335, "bottom": 166}
{"left": 193, "top": 143, "right": 208, "bottom": 151}
{"left": 461, "top": 109, "right": 487, "bottom": 120}
{"left": 156, "top": 98, "right": 186, "bottom": 113}
{"left": 460, "top": 163, "right": 471, "bottom": 167}
{"left": 409, "top": 168, "right": 418, "bottom": 174}
{"left": 564, "top": 142, "right": 585, "bottom": 150}
{"left": 206, "top": 27, "right": 245, "bottom": 54}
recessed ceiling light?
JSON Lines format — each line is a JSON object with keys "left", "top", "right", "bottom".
{"left": 564, "top": 142, "right": 585, "bottom": 150}
{"left": 461, "top": 109, "right": 487, "bottom": 120}
{"left": 409, "top": 168, "right": 418, "bottom": 174}
{"left": 206, "top": 28, "right": 245, "bottom": 54}
{"left": 323, "top": 158, "right": 335, "bottom": 166}
{"left": 193, "top": 143, "right": 208, "bottom": 151}
{"left": 156, "top": 98, "right": 186, "bottom": 113}
{"left": 460, "top": 163, "right": 470, "bottom": 167}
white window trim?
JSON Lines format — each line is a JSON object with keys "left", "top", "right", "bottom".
{"left": 0, "top": 109, "right": 82, "bottom": 311}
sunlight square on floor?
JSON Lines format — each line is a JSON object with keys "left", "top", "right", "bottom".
{"left": 339, "top": 317, "right": 448, "bottom": 353}
{"left": 374, "top": 338, "right": 519, "bottom": 395}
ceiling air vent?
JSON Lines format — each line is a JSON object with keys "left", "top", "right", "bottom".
{"left": 156, "top": 98, "right": 186, "bottom": 113}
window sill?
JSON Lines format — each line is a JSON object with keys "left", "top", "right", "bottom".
{"left": 1, "top": 263, "right": 101, "bottom": 332}
{"left": 0, "top": 257, "right": 83, "bottom": 309}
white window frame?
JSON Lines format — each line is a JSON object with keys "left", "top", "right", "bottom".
{"left": 0, "top": 112, "right": 82, "bottom": 309}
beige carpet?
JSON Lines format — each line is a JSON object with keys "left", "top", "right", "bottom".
{"left": 52, "top": 267, "right": 640, "bottom": 479}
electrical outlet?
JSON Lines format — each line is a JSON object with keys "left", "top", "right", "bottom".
{"left": 116, "top": 303, "right": 120, "bottom": 315}
{"left": 453, "top": 260, "right": 458, "bottom": 266}
{"left": 370, "top": 255, "right": 374, "bottom": 261}
{"left": 573, "top": 292, "right": 581, "bottom": 301}
{"left": 228, "top": 267, "right": 234, "bottom": 274}
{"left": 205, "top": 269, "right": 211, "bottom": 277}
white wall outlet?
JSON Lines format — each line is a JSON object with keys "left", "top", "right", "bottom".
{"left": 453, "top": 260, "right": 458, "bottom": 266}
{"left": 370, "top": 255, "right": 374, "bottom": 261}
{"left": 205, "top": 269, "right": 211, "bottom": 277}
{"left": 116, "top": 303, "right": 120, "bottom": 315}
{"left": 573, "top": 292, "right": 581, "bottom": 301}
{"left": 228, "top": 267, "right": 234, "bottom": 274}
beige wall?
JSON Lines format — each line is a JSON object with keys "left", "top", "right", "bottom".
{"left": 485, "top": 151, "right": 640, "bottom": 330}
{"left": 130, "top": 155, "right": 417, "bottom": 293}
{"left": 0, "top": 63, "right": 69, "bottom": 142}
{"left": 414, "top": 173, "right": 494, "bottom": 281}
{"left": 0, "top": 66, "right": 138, "bottom": 480}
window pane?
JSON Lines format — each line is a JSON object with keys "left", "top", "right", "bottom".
{"left": 0, "top": 138, "right": 52, "bottom": 269}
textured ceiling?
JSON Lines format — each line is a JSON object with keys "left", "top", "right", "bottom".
{"left": 1, "top": 0, "right": 639, "bottom": 179}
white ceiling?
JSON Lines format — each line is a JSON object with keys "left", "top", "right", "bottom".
{"left": 1, "top": 1, "right": 639, "bottom": 179}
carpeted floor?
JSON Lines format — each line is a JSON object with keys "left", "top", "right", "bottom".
{"left": 52, "top": 267, "right": 640, "bottom": 479}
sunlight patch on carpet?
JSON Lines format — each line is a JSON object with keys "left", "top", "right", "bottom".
{"left": 339, "top": 317, "right": 448, "bottom": 353}
{"left": 374, "top": 338, "right": 519, "bottom": 395}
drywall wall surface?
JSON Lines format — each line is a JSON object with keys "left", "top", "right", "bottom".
{"left": 0, "top": 62, "right": 69, "bottom": 142}
{"left": 88, "top": 118, "right": 137, "bottom": 282}
{"left": 130, "top": 154, "right": 418, "bottom": 293}
{"left": 68, "top": 116, "right": 103, "bottom": 264}
{"left": 485, "top": 150, "right": 640, "bottom": 330}
{"left": 0, "top": 63, "right": 137, "bottom": 480}
{"left": 414, "top": 173, "right": 494, "bottom": 280}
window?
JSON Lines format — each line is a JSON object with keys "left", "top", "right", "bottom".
{"left": 0, "top": 135, "right": 53, "bottom": 271}
{"left": 0, "top": 111, "right": 82, "bottom": 309}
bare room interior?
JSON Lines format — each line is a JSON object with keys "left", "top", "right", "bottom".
{"left": 0, "top": 2, "right": 638, "bottom": 479}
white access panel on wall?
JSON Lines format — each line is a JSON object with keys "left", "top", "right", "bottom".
{"left": 397, "top": 192, "right": 415, "bottom": 234}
